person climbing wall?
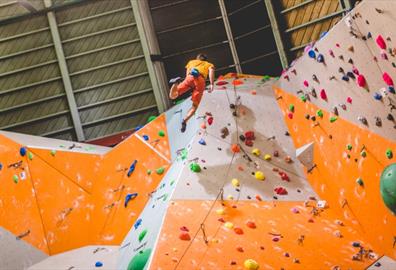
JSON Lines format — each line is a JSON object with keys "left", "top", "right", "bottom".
{"left": 168, "top": 53, "right": 215, "bottom": 132}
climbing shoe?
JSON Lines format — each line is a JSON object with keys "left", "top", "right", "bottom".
{"left": 169, "top": 77, "right": 182, "bottom": 84}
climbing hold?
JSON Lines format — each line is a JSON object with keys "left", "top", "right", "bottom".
{"left": 158, "top": 130, "right": 165, "bottom": 137}
{"left": 127, "top": 249, "right": 152, "bottom": 270}
{"left": 179, "top": 231, "right": 191, "bottom": 241}
{"left": 156, "top": 167, "right": 165, "bottom": 175}
{"left": 376, "top": 34, "right": 387, "bottom": 50}
{"left": 374, "top": 92, "right": 382, "bottom": 100}
{"left": 356, "top": 178, "right": 364, "bottom": 186}
{"left": 383, "top": 72, "right": 394, "bottom": 86}
{"left": 273, "top": 150, "right": 279, "bottom": 157}
{"left": 198, "top": 138, "right": 206, "bottom": 145}
{"left": 231, "top": 178, "right": 240, "bottom": 188}
{"left": 236, "top": 246, "right": 244, "bottom": 252}
{"left": 274, "top": 187, "right": 288, "bottom": 195}
{"left": 346, "top": 97, "right": 352, "bottom": 104}
{"left": 289, "top": 104, "right": 295, "bottom": 112}
{"left": 252, "top": 148, "right": 260, "bottom": 156}
{"left": 342, "top": 75, "right": 349, "bottom": 82}
{"left": 317, "top": 54, "right": 324, "bottom": 63}
{"left": 207, "top": 116, "right": 214, "bottom": 125}
{"left": 388, "top": 86, "right": 396, "bottom": 94}
{"left": 201, "top": 123, "right": 207, "bottom": 129}
{"left": 287, "top": 112, "right": 293, "bottom": 119}
{"left": 95, "top": 262, "right": 103, "bottom": 268}
{"left": 279, "top": 172, "right": 290, "bottom": 182}
{"left": 244, "top": 259, "right": 259, "bottom": 270}
{"left": 127, "top": 160, "right": 138, "bottom": 177}
{"left": 360, "top": 150, "right": 367, "bottom": 158}
{"left": 124, "top": 193, "right": 138, "bottom": 208}
{"left": 291, "top": 207, "right": 300, "bottom": 214}
{"left": 231, "top": 144, "right": 241, "bottom": 153}
{"left": 348, "top": 45, "right": 354, "bottom": 52}
{"left": 234, "top": 227, "right": 244, "bottom": 235}
{"left": 254, "top": 171, "right": 265, "bottom": 181}
{"left": 347, "top": 144, "right": 352, "bottom": 151}
{"left": 19, "top": 147, "right": 27, "bottom": 157}
{"left": 357, "top": 74, "right": 366, "bottom": 87}
{"left": 330, "top": 116, "right": 338, "bottom": 123}
{"left": 232, "top": 79, "right": 243, "bottom": 86}
{"left": 332, "top": 106, "right": 339, "bottom": 116}
{"left": 224, "top": 222, "right": 234, "bottom": 229}
{"left": 255, "top": 194, "right": 262, "bottom": 201}
{"left": 190, "top": 163, "right": 201, "bottom": 173}
{"left": 346, "top": 71, "right": 355, "bottom": 79}
{"left": 300, "top": 95, "right": 307, "bottom": 102}
{"left": 375, "top": 117, "right": 382, "bottom": 127}
{"left": 386, "top": 149, "right": 393, "bottom": 159}
{"left": 216, "top": 208, "right": 225, "bottom": 215}
{"left": 147, "top": 116, "right": 157, "bottom": 123}
{"left": 319, "top": 89, "right": 327, "bottom": 100}
{"left": 264, "top": 154, "right": 271, "bottom": 161}
{"left": 244, "top": 131, "right": 255, "bottom": 140}
{"left": 221, "top": 127, "right": 229, "bottom": 138}
{"left": 246, "top": 220, "right": 256, "bottom": 229}
{"left": 147, "top": 169, "right": 152, "bottom": 175}
{"left": 303, "top": 80, "right": 309, "bottom": 87}
{"left": 285, "top": 156, "right": 292, "bottom": 163}
{"left": 13, "top": 175, "right": 19, "bottom": 184}
{"left": 329, "top": 49, "right": 334, "bottom": 57}
{"left": 308, "top": 50, "right": 316, "bottom": 59}
{"left": 27, "top": 152, "right": 34, "bottom": 160}
{"left": 142, "top": 135, "right": 149, "bottom": 141}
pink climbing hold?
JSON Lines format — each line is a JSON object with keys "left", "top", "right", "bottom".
{"left": 336, "top": 43, "right": 340, "bottom": 48}
{"left": 179, "top": 232, "right": 191, "bottom": 241}
{"left": 357, "top": 74, "right": 366, "bottom": 87}
{"left": 352, "top": 66, "right": 359, "bottom": 75}
{"left": 346, "top": 97, "right": 352, "bottom": 104}
{"left": 328, "top": 49, "right": 334, "bottom": 57}
{"left": 303, "top": 80, "right": 309, "bottom": 87}
{"left": 287, "top": 112, "right": 293, "bottom": 119}
{"left": 320, "top": 89, "right": 327, "bottom": 100}
{"left": 274, "top": 187, "right": 288, "bottom": 195}
{"left": 291, "top": 207, "right": 300, "bottom": 214}
{"left": 383, "top": 72, "right": 394, "bottom": 86}
{"left": 376, "top": 34, "right": 386, "bottom": 50}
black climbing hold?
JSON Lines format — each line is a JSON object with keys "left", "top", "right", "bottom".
{"left": 239, "top": 135, "right": 246, "bottom": 141}
{"left": 352, "top": 242, "right": 360, "bottom": 247}
{"left": 217, "top": 147, "right": 222, "bottom": 151}
{"left": 354, "top": 158, "right": 358, "bottom": 162}
{"left": 273, "top": 196, "right": 278, "bottom": 200}
{"left": 311, "top": 116, "right": 316, "bottom": 121}
{"left": 203, "top": 167, "right": 207, "bottom": 170}
{"left": 236, "top": 188, "right": 240, "bottom": 192}
{"left": 338, "top": 67, "right": 344, "bottom": 73}
{"left": 305, "top": 114, "right": 310, "bottom": 120}
{"left": 251, "top": 172, "right": 255, "bottom": 175}
{"left": 346, "top": 71, "right": 355, "bottom": 79}
{"left": 387, "top": 114, "right": 394, "bottom": 121}
{"left": 297, "top": 189, "right": 301, "bottom": 193}
{"left": 285, "top": 131, "right": 290, "bottom": 136}
{"left": 247, "top": 195, "right": 251, "bottom": 199}
{"left": 232, "top": 111, "right": 237, "bottom": 117}
{"left": 367, "top": 32, "right": 372, "bottom": 38}
{"left": 342, "top": 75, "right": 350, "bottom": 81}
{"left": 348, "top": 58, "right": 354, "bottom": 64}
{"left": 230, "top": 104, "right": 235, "bottom": 109}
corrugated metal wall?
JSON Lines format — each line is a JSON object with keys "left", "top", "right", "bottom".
{"left": 0, "top": 0, "right": 159, "bottom": 141}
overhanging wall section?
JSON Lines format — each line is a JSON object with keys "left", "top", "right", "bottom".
{"left": 0, "top": 0, "right": 163, "bottom": 142}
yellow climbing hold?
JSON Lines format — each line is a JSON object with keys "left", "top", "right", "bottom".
{"left": 227, "top": 195, "right": 234, "bottom": 200}
{"left": 244, "top": 259, "right": 259, "bottom": 270}
{"left": 231, "top": 178, "right": 240, "bottom": 187}
{"left": 252, "top": 148, "right": 260, "bottom": 156}
{"left": 255, "top": 171, "right": 265, "bottom": 181}
{"left": 224, "top": 222, "right": 234, "bottom": 229}
{"left": 264, "top": 154, "right": 271, "bottom": 161}
{"left": 216, "top": 208, "right": 225, "bottom": 215}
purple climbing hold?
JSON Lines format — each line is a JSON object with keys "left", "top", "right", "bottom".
{"left": 317, "top": 54, "right": 324, "bottom": 63}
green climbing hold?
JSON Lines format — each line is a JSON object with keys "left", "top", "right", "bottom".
{"left": 289, "top": 104, "right": 295, "bottom": 112}
{"left": 356, "top": 178, "right": 364, "bottom": 186}
{"left": 50, "top": 150, "right": 56, "bottom": 156}
{"left": 380, "top": 163, "right": 396, "bottom": 215}
{"left": 170, "top": 180, "right": 175, "bottom": 186}
{"left": 190, "top": 162, "right": 201, "bottom": 173}
{"left": 347, "top": 144, "right": 353, "bottom": 151}
{"left": 138, "top": 229, "right": 148, "bottom": 243}
{"left": 361, "top": 151, "right": 367, "bottom": 158}
{"left": 28, "top": 152, "right": 34, "bottom": 160}
{"left": 163, "top": 193, "right": 168, "bottom": 201}
{"left": 300, "top": 95, "right": 307, "bottom": 102}
{"left": 330, "top": 116, "right": 338, "bottom": 123}
{"left": 262, "top": 75, "right": 271, "bottom": 81}
{"left": 316, "top": 109, "right": 323, "bottom": 118}
{"left": 156, "top": 167, "right": 165, "bottom": 175}
{"left": 147, "top": 116, "right": 157, "bottom": 123}
{"left": 158, "top": 130, "right": 165, "bottom": 137}
{"left": 147, "top": 170, "right": 152, "bottom": 175}
{"left": 13, "top": 175, "right": 19, "bottom": 184}
{"left": 386, "top": 149, "right": 393, "bottom": 159}
{"left": 180, "top": 148, "right": 188, "bottom": 160}
{"left": 127, "top": 249, "right": 152, "bottom": 270}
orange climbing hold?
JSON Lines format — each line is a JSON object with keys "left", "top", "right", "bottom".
{"left": 231, "top": 144, "right": 241, "bottom": 153}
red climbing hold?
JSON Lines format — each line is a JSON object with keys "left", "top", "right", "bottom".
{"left": 279, "top": 172, "right": 290, "bottom": 182}
{"left": 246, "top": 220, "right": 256, "bottom": 229}
{"left": 287, "top": 112, "right": 294, "bottom": 119}
{"left": 303, "top": 80, "right": 309, "bottom": 87}
{"left": 251, "top": 90, "right": 257, "bottom": 95}
{"left": 346, "top": 97, "right": 352, "bottom": 104}
{"left": 274, "top": 187, "right": 288, "bottom": 195}
{"left": 234, "top": 227, "right": 244, "bottom": 235}
{"left": 320, "top": 89, "right": 327, "bottom": 100}
{"left": 383, "top": 72, "right": 394, "bottom": 86}
{"left": 216, "top": 80, "right": 228, "bottom": 86}
{"left": 218, "top": 217, "right": 225, "bottom": 223}
{"left": 236, "top": 246, "right": 244, "bottom": 252}
{"left": 179, "top": 232, "right": 191, "bottom": 241}
{"left": 180, "top": 226, "right": 189, "bottom": 232}
{"left": 357, "top": 74, "right": 366, "bottom": 87}
{"left": 245, "top": 140, "right": 253, "bottom": 147}
{"left": 352, "top": 66, "right": 359, "bottom": 75}
{"left": 376, "top": 34, "right": 386, "bottom": 50}
{"left": 244, "top": 131, "right": 255, "bottom": 140}
{"left": 207, "top": 116, "right": 213, "bottom": 125}
{"left": 255, "top": 194, "right": 262, "bottom": 201}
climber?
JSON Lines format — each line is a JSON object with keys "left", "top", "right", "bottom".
{"left": 169, "top": 53, "right": 215, "bottom": 132}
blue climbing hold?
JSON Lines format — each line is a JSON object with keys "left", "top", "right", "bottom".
{"left": 319, "top": 31, "right": 328, "bottom": 39}
{"left": 142, "top": 135, "right": 149, "bottom": 141}
{"left": 375, "top": 262, "right": 381, "bottom": 267}
{"left": 125, "top": 193, "right": 138, "bottom": 208}
{"left": 198, "top": 138, "right": 206, "bottom": 145}
{"left": 134, "top": 125, "right": 143, "bottom": 132}
{"left": 308, "top": 50, "right": 316, "bottom": 59}
{"left": 388, "top": 86, "right": 395, "bottom": 94}
{"left": 352, "top": 242, "right": 360, "bottom": 247}
{"left": 134, "top": 218, "right": 142, "bottom": 230}
{"left": 19, "top": 147, "right": 27, "bottom": 157}
{"left": 367, "top": 32, "right": 372, "bottom": 38}
{"left": 374, "top": 92, "right": 382, "bottom": 100}
{"left": 95, "top": 262, "right": 103, "bottom": 268}
{"left": 0, "top": 163, "right": 2, "bottom": 171}
{"left": 317, "top": 54, "right": 324, "bottom": 63}
{"left": 127, "top": 160, "right": 138, "bottom": 177}
{"left": 346, "top": 71, "right": 355, "bottom": 79}
{"left": 342, "top": 75, "right": 350, "bottom": 81}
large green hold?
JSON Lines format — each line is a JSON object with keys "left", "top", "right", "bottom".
{"left": 190, "top": 162, "right": 201, "bottom": 173}
{"left": 127, "top": 249, "right": 152, "bottom": 270}
{"left": 380, "top": 163, "right": 396, "bottom": 215}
